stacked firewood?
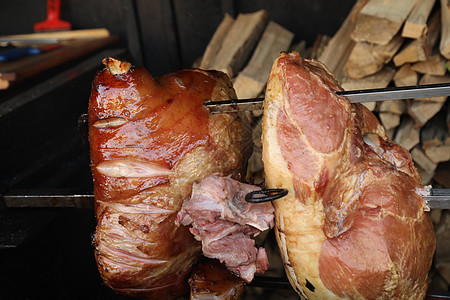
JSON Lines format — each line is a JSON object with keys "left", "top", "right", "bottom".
{"left": 197, "top": 5, "right": 450, "bottom": 296}
{"left": 319, "top": 0, "right": 450, "bottom": 188}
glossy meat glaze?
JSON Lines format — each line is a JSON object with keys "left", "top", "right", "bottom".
{"left": 88, "top": 57, "right": 251, "bottom": 299}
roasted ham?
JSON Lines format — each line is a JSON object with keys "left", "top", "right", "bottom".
{"left": 262, "top": 51, "right": 436, "bottom": 299}
{"left": 177, "top": 174, "right": 274, "bottom": 283}
{"left": 88, "top": 57, "right": 251, "bottom": 299}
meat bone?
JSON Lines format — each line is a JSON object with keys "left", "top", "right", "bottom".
{"left": 204, "top": 82, "right": 450, "bottom": 113}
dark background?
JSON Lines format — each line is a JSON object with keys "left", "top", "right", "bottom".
{"left": 0, "top": 1, "right": 354, "bottom": 299}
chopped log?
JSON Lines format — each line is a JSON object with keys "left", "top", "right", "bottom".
{"left": 342, "top": 67, "right": 396, "bottom": 111}
{"left": 319, "top": 0, "right": 365, "bottom": 82}
{"left": 411, "top": 53, "right": 447, "bottom": 75}
{"left": 393, "top": 11, "right": 441, "bottom": 66}
{"left": 402, "top": 0, "right": 436, "bottom": 39}
{"left": 379, "top": 112, "right": 401, "bottom": 130}
{"left": 408, "top": 73, "right": 450, "bottom": 126}
{"left": 199, "top": 14, "right": 235, "bottom": 69}
{"left": 341, "top": 66, "right": 396, "bottom": 90}
{"left": 425, "top": 143, "right": 450, "bottom": 163}
{"left": 421, "top": 108, "right": 449, "bottom": 148}
{"left": 411, "top": 146, "right": 438, "bottom": 174}
{"left": 393, "top": 64, "right": 419, "bottom": 86}
{"left": 351, "top": 0, "right": 419, "bottom": 45}
{"left": 206, "top": 10, "right": 268, "bottom": 77}
{"left": 344, "top": 34, "right": 403, "bottom": 79}
{"left": 379, "top": 99, "right": 407, "bottom": 114}
{"left": 394, "top": 115, "right": 421, "bottom": 150}
{"left": 440, "top": 0, "right": 450, "bottom": 58}
{"left": 233, "top": 21, "right": 294, "bottom": 99}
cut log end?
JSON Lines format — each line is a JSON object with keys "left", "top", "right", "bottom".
{"left": 102, "top": 57, "right": 132, "bottom": 75}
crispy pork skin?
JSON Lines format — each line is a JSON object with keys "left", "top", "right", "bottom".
{"left": 88, "top": 57, "right": 251, "bottom": 299}
{"left": 262, "top": 52, "right": 435, "bottom": 299}
{"left": 177, "top": 174, "right": 274, "bottom": 283}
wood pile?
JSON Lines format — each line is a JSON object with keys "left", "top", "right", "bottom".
{"left": 198, "top": 6, "right": 449, "bottom": 296}
{"left": 319, "top": 0, "right": 450, "bottom": 190}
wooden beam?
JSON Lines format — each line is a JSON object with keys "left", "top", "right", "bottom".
{"left": 206, "top": 10, "right": 268, "bottom": 77}
{"left": 344, "top": 34, "right": 403, "bottom": 79}
{"left": 440, "top": 0, "right": 450, "bottom": 58}
{"left": 351, "top": 0, "right": 419, "bottom": 45}
{"left": 402, "top": 0, "right": 436, "bottom": 39}
{"left": 233, "top": 21, "right": 294, "bottom": 99}
{"left": 199, "top": 14, "right": 235, "bottom": 69}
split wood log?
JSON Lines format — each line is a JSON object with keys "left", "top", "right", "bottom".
{"left": 342, "top": 66, "right": 396, "bottom": 111}
{"left": 393, "top": 11, "right": 441, "bottom": 66}
{"left": 379, "top": 99, "right": 407, "bottom": 114}
{"left": 205, "top": 10, "right": 268, "bottom": 77}
{"left": 394, "top": 115, "right": 421, "bottom": 150}
{"left": 199, "top": 14, "right": 235, "bottom": 70}
{"left": 440, "top": 0, "right": 450, "bottom": 58}
{"left": 411, "top": 53, "right": 447, "bottom": 75}
{"left": 408, "top": 73, "right": 450, "bottom": 126}
{"left": 351, "top": 0, "right": 419, "bottom": 45}
{"left": 319, "top": 0, "right": 366, "bottom": 82}
{"left": 402, "top": 0, "right": 436, "bottom": 39}
{"left": 344, "top": 34, "right": 403, "bottom": 79}
{"left": 393, "top": 64, "right": 419, "bottom": 86}
{"left": 379, "top": 112, "right": 401, "bottom": 131}
{"left": 411, "top": 145, "right": 438, "bottom": 174}
{"left": 233, "top": 21, "right": 293, "bottom": 99}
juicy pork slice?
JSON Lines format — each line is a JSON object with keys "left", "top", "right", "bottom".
{"left": 89, "top": 57, "right": 251, "bottom": 299}
{"left": 262, "top": 52, "right": 436, "bottom": 299}
{"left": 177, "top": 174, "right": 274, "bottom": 283}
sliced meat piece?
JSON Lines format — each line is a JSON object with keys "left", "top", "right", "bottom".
{"left": 189, "top": 258, "right": 245, "bottom": 300}
{"left": 177, "top": 174, "right": 274, "bottom": 283}
{"left": 262, "top": 51, "right": 435, "bottom": 299}
{"left": 89, "top": 57, "right": 251, "bottom": 299}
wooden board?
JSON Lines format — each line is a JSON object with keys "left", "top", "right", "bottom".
{"left": 0, "top": 36, "right": 118, "bottom": 89}
{"left": 402, "top": 0, "right": 436, "bottom": 39}
{"left": 206, "top": 10, "right": 268, "bottom": 77}
{"left": 351, "top": 0, "right": 419, "bottom": 45}
{"left": 233, "top": 21, "right": 293, "bottom": 99}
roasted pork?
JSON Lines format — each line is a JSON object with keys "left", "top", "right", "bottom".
{"left": 88, "top": 57, "right": 251, "bottom": 299}
{"left": 262, "top": 51, "right": 436, "bottom": 299}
